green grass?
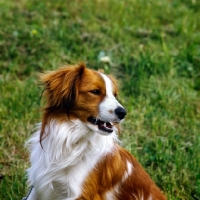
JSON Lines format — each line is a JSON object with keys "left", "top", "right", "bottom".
{"left": 0, "top": 0, "right": 200, "bottom": 199}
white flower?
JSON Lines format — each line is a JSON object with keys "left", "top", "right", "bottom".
{"left": 100, "top": 56, "right": 111, "bottom": 64}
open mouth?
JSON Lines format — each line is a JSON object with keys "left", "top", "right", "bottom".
{"left": 88, "top": 117, "right": 114, "bottom": 133}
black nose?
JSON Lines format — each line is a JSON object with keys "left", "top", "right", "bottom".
{"left": 114, "top": 107, "right": 127, "bottom": 120}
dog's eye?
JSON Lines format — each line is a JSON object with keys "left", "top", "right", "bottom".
{"left": 90, "top": 89, "right": 101, "bottom": 95}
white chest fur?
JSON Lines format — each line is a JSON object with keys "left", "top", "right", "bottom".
{"left": 27, "top": 120, "right": 118, "bottom": 200}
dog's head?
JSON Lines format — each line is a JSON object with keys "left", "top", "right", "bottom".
{"left": 40, "top": 63, "right": 126, "bottom": 137}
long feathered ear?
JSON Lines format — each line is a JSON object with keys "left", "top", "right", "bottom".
{"left": 40, "top": 63, "right": 85, "bottom": 114}
{"left": 39, "top": 63, "right": 85, "bottom": 145}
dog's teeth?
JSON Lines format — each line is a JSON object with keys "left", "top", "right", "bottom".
{"left": 110, "top": 122, "right": 113, "bottom": 126}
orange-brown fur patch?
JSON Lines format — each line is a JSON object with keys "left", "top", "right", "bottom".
{"left": 78, "top": 146, "right": 166, "bottom": 200}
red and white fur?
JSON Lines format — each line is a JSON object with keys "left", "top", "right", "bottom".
{"left": 26, "top": 64, "right": 166, "bottom": 200}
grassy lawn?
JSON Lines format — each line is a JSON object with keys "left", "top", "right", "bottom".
{"left": 0, "top": 0, "right": 200, "bottom": 199}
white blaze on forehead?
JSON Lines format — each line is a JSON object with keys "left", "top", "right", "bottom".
{"left": 99, "top": 73, "right": 115, "bottom": 97}
{"left": 98, "top": 73, "right": 123, "bottom": 122}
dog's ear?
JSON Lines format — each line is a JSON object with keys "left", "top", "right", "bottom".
{"left": 40, "top": 63, "right": 85, "bottom": 113}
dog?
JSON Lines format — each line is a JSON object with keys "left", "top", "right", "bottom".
{"left": 26, "top": 63, "right": 166, "bottom": 200}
